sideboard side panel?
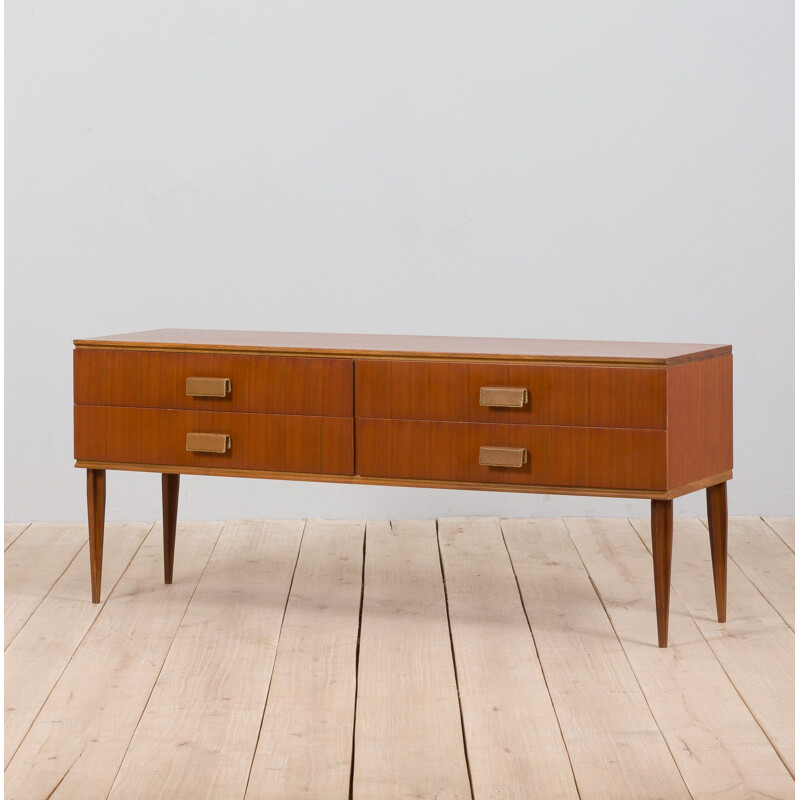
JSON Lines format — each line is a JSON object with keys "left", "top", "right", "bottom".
{"left": 667, "top": 355, "right": 733, "bottom": 490}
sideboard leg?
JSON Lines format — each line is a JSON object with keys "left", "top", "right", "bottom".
{"left": 706, "top": 481, "right": 728, "bottom": 623}
{"left": 162, "top": 474, "right": 180, "bottom": 584}
{"left": 651, "top": 499, "right": 673, "bottom": 648}
{"left": 87, "top": 469, "right": 106, "bottom": 604}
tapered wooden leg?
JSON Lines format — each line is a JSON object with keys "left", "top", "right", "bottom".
{"left": 706, "top": 481, "right": 728, "bottom": 623}
{"left": 87, "top": 469, "right": 106, "bottom": 604}
{"left": 162, "top": 473, "right": 180, "bottom": 584}
{"left": 651, "top": 499, "right": 673, "bottom": 648}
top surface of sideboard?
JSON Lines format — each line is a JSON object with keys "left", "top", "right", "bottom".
{"left": 74, "top": 329, "right": 730, "bottom": 367}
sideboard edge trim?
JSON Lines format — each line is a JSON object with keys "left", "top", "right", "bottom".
{"left": 74, "top": 461, "right": 731, "bottom": 500}
{"left": 72, "top": 342, "right": 731, "bottom": 368}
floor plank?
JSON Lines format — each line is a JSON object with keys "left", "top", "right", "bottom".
{"left": 106, "top": 519, "right": 304, "bottom": 800}
{"left": 4, "top": 516, "right": 794, "bottom": 800}
{"left": 4, "top": 522, "right": 223, "bottom": 800}
{"left": 502, "top": 517, "right": 690, "bottom": 800}
{"left": 721, "top": 516, "right": 795, "bottom": 630}
{"left": 4, "top": 523, "right": 30, "bottom": 550}
{"left": 439, "top": 517, "right": 579, "bottom": 800}
{"left": 352, "top": 519, "right": 472, "bottom": 800}
{"left": 4, "top": 522, "right": 151, "bottom": 766}
{"left": 762, "top": 517, "right": 794, "bottom": 552}
{"left": 565, "top": 517, "right": 795, "bottom": 800}
{"left": 4, "top": 523, "right": 88, "bottom": 648}
{"left": 631, "top": 516, "right": 795, "bottom": 776}
{"left": 244, "top": 519, "right": 365, "bottom": 800}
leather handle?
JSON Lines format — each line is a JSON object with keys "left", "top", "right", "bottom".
{"left": 186, "top": 377, "right": 232, "bottom": 398}
{"left": 479, "top": 387, "right": 528, "bottom": 408}
{"left": 479, "top": 446, "right": 528, "bottom": 468}
{"left": 186, "top": 433, "right": 231, "bottom": 454}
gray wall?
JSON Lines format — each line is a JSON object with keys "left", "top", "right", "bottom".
{"left": 6, "top": 1, "right": 793, "bottom": 521}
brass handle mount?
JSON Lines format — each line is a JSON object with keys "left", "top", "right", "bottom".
{"left": 186, "top": 433, "right": 231, "bottom": 454}
{"left": 479, "top": 446, "right": 528, "bottom": 468}
{"left": 479, "top": 387, "right": 528, "bottom": 408}
{"left": 186, "top": 377, "right": 232, "bottom": 398}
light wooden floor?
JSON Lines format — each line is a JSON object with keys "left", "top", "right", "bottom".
{"left": 4, "top": 516, "right": 794, "bottom": 800}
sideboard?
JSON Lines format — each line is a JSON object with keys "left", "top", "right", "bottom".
{"left": 73, "top": 329, "right": 733, "bottom": 647}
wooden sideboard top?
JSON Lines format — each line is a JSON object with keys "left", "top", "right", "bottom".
{"left": 74, "top": 329, "right": 731, "bottom": 367}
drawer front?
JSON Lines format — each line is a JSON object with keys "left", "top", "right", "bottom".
{"left": 356, "top": 419, "right": 549, "bottom": 486}
{"left": 548, "top": 366, "right": 666, "bottom": 429}
{"left": 549, "top": 427, "right": 667, "bottom": 490}
{"left": 74, "top": 406, "right": 354, "bottom": 475}
{"left": 355, "top": 360, "right": 666, "bottom": 428}
{"left": 355, "top": 361, "right": 548, "bottom": 424}
{"left": 357, "top": 419, "right": 666, "bottom": 490}
{"left": 74, "top": 349, "right": 353, "bottom": 417}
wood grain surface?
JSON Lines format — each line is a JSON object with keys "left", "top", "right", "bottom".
{"left": 75, "top": 349, "right": 353, "bottom": 416}
{"left": 4, "top": 522, "right": 224, "bottom": 800}
{"left": 74, "top": 406, "right": 354, "bottom": 475}
{"left": 5, "top": 516, "right": 793, "bottom": 800}
{"left": 763, "top": 517, "right": 795, "bottom": 552}
{"left": 4, "top": 523, "right": 150, "bottom": 766}
{"left": 4, "top": 523, "right": 87, "bottom": 648}
{"left": 438, "top": 517, "right": 579, "bottom": 799}
{"left": 244, "top": 519, "right": 364, "bottom": 800}
{"left": 722, "top": 516, "right": 795, "bottom": 631}
{"left": 106, "top": 520, "right": 303, "bottom": 800}
{"left": 356, "top": 360, "right": 667, "bottom": 428}
{"left": 75, "top": 329, "right": 730, "bottom": 366}
{"left": 352, "top": 520, "right": 472, "bottom": 800}
{"left": 549, "top": 426, "right": 667, "bottom": 490}
{"left": 565, "top": 517, "right": 795, "bottom": 800}
{"left": 632, "top": 516, "right": 795, "bottom": 776}
{"left": 667, "top": 355, "right": 733, "bottom": 488}
{"left": 503, "top": 517, "right": 690, "bottom": 799}
{"left": 356, "top": 418, "right": 550, "bottom": 485}
{"left": 4, "top": 524, "right": 29, "bottom": 551}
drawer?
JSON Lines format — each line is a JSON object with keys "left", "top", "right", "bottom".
{"left": 356, "top": 419, "right": 549, "bottom": 486}
{"left": 356, "top": 419, "right": 666, "bottom": 491}
{"left": 74, "top": 406, "right": 354, "bottom": 475}
{"left": 355, "top": 360, "right": 666, "bottom": 428}
{"left": 356, "top": 361, "right": 548, "bottom": 424}
{"left": 74, "top": 349, "right": 353, "bottom": 417}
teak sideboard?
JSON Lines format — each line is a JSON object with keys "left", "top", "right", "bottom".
{"left": 73, "top": 329, "right": 733, "bottom": 647}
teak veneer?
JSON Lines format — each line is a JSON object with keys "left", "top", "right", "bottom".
{"left": 73, "top": 329, "right": 733, "bottom": 647}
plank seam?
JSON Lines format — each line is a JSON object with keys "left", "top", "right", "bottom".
{"left": 498, "top": 518, "right": 582, "bottom": 800}
{"left": 760, "top": 517, "right": 794, "bottom": 553}
{"left": 5, "top": 530, "right": 88, "bottom": 652}
{"left": 563, "top": 518, "right": 695, "bottom": 800}
{"left": 4, "top": 523, "right": 31, "bottom": 551}
{"left": 102, "top": 521, "right": 225, "bottom": 800}
{"left": 631, "top": 519, "right": 796, "bottom": 780}
{"left": 435, "top": 518, "right": 476, "bottom": 800}
{"left": 4, "top": 523, "right": 155, "bottom": 770}
{"left": 241, "top": 519, "right": 308, "bottom": 800}
{"left": 348, "top": 522, "right": 367, "bottom": 800}
{"left": 698, "top": 518, "right": 795, "bottom": 632}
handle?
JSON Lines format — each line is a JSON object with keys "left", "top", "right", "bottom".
{"left": 479, "top": 386, "right": 528, "bottom": 408}
{"left": 186, "top": 433, "right": 231, "bottom": 454}
{"left": 186, "top": 377, "right": 232, "bottom": 398}
{"left": 479, "top": 446, "right": 528, "bottom": 468}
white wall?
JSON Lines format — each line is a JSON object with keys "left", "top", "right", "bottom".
{"left": 6, "top": 1, "right": 793, "bottom": 522}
